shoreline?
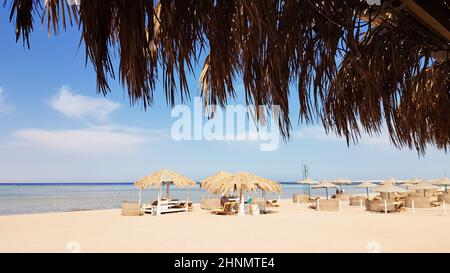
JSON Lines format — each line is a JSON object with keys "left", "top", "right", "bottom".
{"left": 1, "top": 199, "right": 450, "bottom": 253}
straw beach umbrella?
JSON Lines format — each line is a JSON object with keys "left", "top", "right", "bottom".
{"left": 331, "top": 178, "right": 352, "bottom": 192}
{"left": 332, "top": 178, "right": 352, "bottom": 186}
{"left": 373, "top": 183, "right": 407, "bottom": 199}
{"left": 401, "top": 183, "right": 415, "bottom": 190}
{"left": 312, "top": 181, "right": 338, "bottom": 200}
{"left": 412, "top": 181, "right": 439, "bottom": 197}
{"left": 202, "top": 172, "right": 281, "bottom": 215}
{"left": 432, "top": 177, "right": 450, "bottom": 192}
{"left": 382, "top": 178, "right": 397, "bottom": 186}
{"left": 402, "top": 178, "right": 422, "bottom": 185}
{"left": 134, "top": 169, "right": 196, "bottom": 202}
{"left": 297, "top": 178, "right": 318, "bottom": 196}
{"left": 200, "top": 171, "right": 232, "bottom": 190}
{"left": 356, "top": 181, "right": 377, "bottom": 198}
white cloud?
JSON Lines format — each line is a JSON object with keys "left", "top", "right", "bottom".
{"left": 8, "top": 85, "right": 169, "bottom": 155}
{"left": 0, "top": 87, "right": 13, "bottom": 114}
{"left": 13, "top": 127, "right": 150, "bottom": 155}
{"left": 50, "top": 86, "right": 120, "bottom": 122}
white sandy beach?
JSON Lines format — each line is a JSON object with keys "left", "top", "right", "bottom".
{"left": 1, "top": 199, "right": 449, "bottom": 253}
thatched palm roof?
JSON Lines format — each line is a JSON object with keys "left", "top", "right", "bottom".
{"left": 412, "top": 181, "right": 439, "bottom": 190}
{"left": 356, "top": 181, "right": 377, "bottom": 188}
{"left": 402, "top": 178, "right": 422, "bottom": 185}
{"left": 297, "top": 177, "right": 318, "bottom": 185}
{"left": 202, "top": 172, "right": 281, "bottom": 195}
{"left": 134, "top": 169, "right": 196, "bottom": 189}
{"left": 5, "top": 0, "right": 450, "bottom": 154}
{"left": 432, "top": 177, "right": 450, "bottom": 186}
{"left": 373, "top": 184, "right": 406, "bottom": 193}
{"left": 331, "top": 178, "right": 352, "bottom": 186}
{"left": 312, "top": 180, "right": 338, "bottom": 189}
{"left": 381, "top": 178, "right": 397, "bottom": 185}
{"left": 200, "top": 171, "right": 232, "bottom": 189}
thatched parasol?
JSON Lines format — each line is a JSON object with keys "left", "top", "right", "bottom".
{"left": 412, "top": 181, "right": 439, "bottom": 197}
{"left": 5, "top": 1, "right": 450, "bottom": 155}
{"left": 401, "top": 183, "right": 415, "bottom": 190}
{"left": 432, "top": 177, "right": 450, "bottom": 192}
{"left": 331, "top": 178, "right": 352, "bottom": 186}
{"left": 356, "top": 181, "right": 377, "bottom": 198}
{"left": 381, "top": 178, "right": 397, "bottom": 186}
{"left": 402, "top": 178, "right": 422, "bottom": 185}
{"left": 202, "top": 172, "right": 281, "bottom": 215}
{"left": 203, "top": 172, "right": 281, "bottom": 195}
{"left": 312, "top": 180, "right": 338, "bottom": 199}
{"left": 298, "top": 178, "right": 318, "bottom": 185}
{"left": 134, "top": 169, "right": 196, "bottom": 200}
{"left": 331, "top": 178, "right": 352, "bottom": 192}
{"left": 200, "top": 171, "right": 232, "bottom": 190}
{"left": 373, "top": 183, "right": 407, "bottom": 199}
{"left": 297, "top": 177, "right": 318, "bottom": 196}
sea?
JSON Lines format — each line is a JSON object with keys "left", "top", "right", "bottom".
{"left": 0, "top": 182, "right": 370, "bottom": 216}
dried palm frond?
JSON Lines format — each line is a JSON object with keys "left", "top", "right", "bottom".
{"left": 4, "top": 0, "right": 450, "bottom": 154}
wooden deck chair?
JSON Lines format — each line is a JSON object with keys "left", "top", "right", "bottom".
{"left": 211, "top": 202, "right": 236, "bottom": 215}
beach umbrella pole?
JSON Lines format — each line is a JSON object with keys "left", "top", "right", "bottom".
{"left": 384, "top": 199, "right": 388, "bottom": 215}
{"left": 444, "top": 201, "right": 447, "bottom": 216}
{"left": 156, "top": 186, "right": 161, "bottom": 216}
{"left": 138, "top": 189, "right": 142, "bottom": 206}
{"left": 185, "top": 190, "right": 189, "bottom": 213}
{"left": 263, "top": 190, "right": 267, "bottom": 212}
{"left": 326, "top": 188, "right": 329, "bottom": 200}
{"left": 239, "top": 190, "right": 245, "bottom": 216}
{"left": 166, "top": 182, "right": 170, "bottom": 199}
{"left": 366, "top": 188, "right": 369, "bottom": 199}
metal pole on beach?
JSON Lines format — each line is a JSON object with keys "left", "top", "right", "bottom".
{"left": 138, "top": 189, "right": 142, "bottom": 206}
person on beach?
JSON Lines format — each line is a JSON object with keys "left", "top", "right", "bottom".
{"left": 220, "top": 195, "right": 228, "bottom": 207}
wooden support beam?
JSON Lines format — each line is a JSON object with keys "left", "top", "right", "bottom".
{"left": 400, "top": 0, "right": 450, "bottom": 43}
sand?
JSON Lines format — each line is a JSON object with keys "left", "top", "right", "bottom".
{"left": 0, "top": 199, "right": 449, "bottom": 253}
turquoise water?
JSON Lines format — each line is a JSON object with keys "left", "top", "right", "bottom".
{"left": 0, "top": 183, "right": 369, "bottom": 215}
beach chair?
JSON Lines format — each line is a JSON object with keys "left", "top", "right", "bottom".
{"left": 269, "top": 199, "right": 280, "bottom": 207}
{"left": 177, "top": 201, "right": 193, "bottom": 209}
{"left": 211, "top": 202, "right": 236, "bottom": 215}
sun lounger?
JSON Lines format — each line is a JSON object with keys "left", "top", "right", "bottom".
{"left": 144, "top": 199, "right": 191, "bottom": 215}
{"left": 438, "top": 193, "right": 450, "bottom": 203}
{"left": 265, "top": 199, "right": 280, "bottom": 207}
{"left": 176, "top": 201, "right": 193, "bottom": 209}
{"left": 211, "top": 202, "right": 236, "bottom": 216}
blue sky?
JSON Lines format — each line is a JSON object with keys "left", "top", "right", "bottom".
{"left": 0, "top": 10, "right": 449, "bottom": 182}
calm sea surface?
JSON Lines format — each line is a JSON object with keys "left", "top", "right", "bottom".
{"left": 0, "top": 183, "right": 369, "bottom": 215}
